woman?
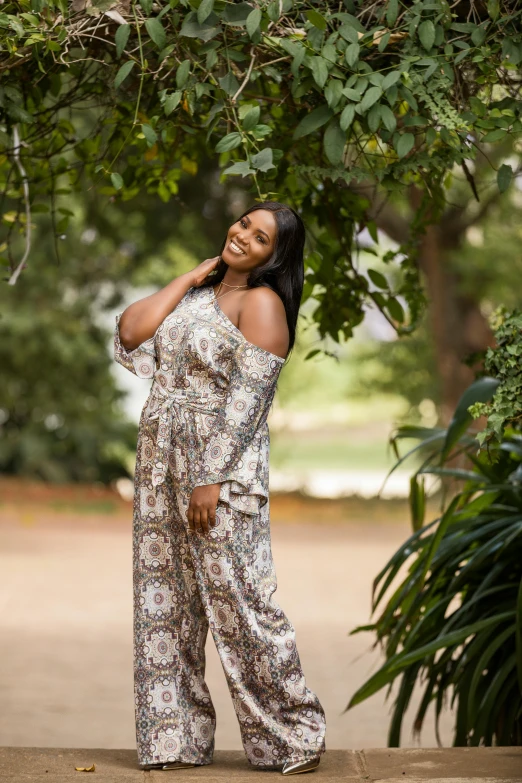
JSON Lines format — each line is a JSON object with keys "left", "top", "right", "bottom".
{"left": 114, "top": 201, "right": 327, "bottom": 775}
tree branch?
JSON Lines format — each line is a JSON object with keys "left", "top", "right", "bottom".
{"left": 344, "top": 180, "right": 411, "bottom": 245}
{"left": 8, "top": 125, "right": 32, "bottom": 286}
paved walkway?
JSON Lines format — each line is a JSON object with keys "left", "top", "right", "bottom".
{"left": 1, "top": 747, "right": 521, "bottom": 781}
{"left": 0, "top": 506, "right": 454, "bottom": 750}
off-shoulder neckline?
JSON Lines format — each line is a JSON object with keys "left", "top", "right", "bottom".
{"left": 195, "top": 285, "right": 286, "bottom": 364}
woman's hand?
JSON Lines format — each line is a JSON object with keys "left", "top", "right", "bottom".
{"left": 187, "top": 483, "right": 221, "bottom": 535}
{"left": 191, "top": 256, "right": 221, "bottom": 288}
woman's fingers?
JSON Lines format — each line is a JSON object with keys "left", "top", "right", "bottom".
{"left": 186, "top": 505, "right": 195, "bottom": 533}
{"left": 187, "top": 485, "right": 221, "bottom": 535}
{"left": 187, "top": 503, "right": 216, "bottom": 535}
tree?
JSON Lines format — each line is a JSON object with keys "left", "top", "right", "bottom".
{"left": 2, "top": 0, "right": 522, "bottom": 421}
{"left": 0, "top": 166, "right": 241, "bottom": 481}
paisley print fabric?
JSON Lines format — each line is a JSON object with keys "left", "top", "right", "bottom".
{"left": 114, "top": 284, "right": 327, "bottom": 768}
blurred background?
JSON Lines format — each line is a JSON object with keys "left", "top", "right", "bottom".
{"left": 2, "top": 160, "right": 521, "bottom": 752}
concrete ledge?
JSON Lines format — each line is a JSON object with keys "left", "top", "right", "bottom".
{"left": 0, "top": 748, "right": 521, "bottom": 782}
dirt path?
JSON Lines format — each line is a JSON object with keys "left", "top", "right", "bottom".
{"left": 0, "top": 489, "right": 454, "bottom": 753}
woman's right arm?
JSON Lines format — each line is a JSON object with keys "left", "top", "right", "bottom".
{"left": 118, "top": 258, "right": 219, "bottom": 351}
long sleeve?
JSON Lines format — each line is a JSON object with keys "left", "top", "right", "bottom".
{"left": 114, "top": 312, "right": 157, "bottom": 379}
{"left": 195, "top": 340, "right": 284, "bottom": 489}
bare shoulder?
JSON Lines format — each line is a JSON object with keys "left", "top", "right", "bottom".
{"left": 239, "top": 286, "right": 289, "bottom": 360}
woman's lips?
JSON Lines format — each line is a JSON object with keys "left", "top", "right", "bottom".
{"left": 228, "top": 240, "right": 246, "bottom": 256}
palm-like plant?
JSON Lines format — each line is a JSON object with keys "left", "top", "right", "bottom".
{"left": 345, "top": 376, "right": 522, "bottom": 746}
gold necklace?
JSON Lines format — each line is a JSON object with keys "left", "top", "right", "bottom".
{"left": 214, "top": 281, "right": 249, "bottom": 301}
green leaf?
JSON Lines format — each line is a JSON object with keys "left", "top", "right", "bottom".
{"left": 218, "top": 72, "right": 240, "bottom": 96}
{"left": 251, "top": 123, "right": 272, "bottom": 137}
{"left": 347, "top": 612, "right": 515, "bottom": 706}
{"left": 6, "top": 103, "right": 34, "bottom": 123}
{"left": 471, "top": 25, "right": 487, "bottom": 46}
{"left": 487, "top": 0, "right": 499, "bottom": 20}
{"left": 223, "top": 160, "right": 255, "bottom": 177}
{"left": 382, "top": 70, "right": 401, "bottom": 90}
{"left": 114, "top": 60, "right": 135, "bottom": 88}
{"left": 395, "top": 132, "right": 414, "bottom": 158}
{"left": 380, "top": 105, "right": 397, "bottom": 133}
{"left": 368, "top": 269, "right": 387, "bottom": 288}
{"left": 321, "top": 43, "right": 337, "bottom": 66}
{"left": 176, "top": 59, "right": 191, "bottom": 89}
{"left": 141, "top": 124, "right": 157, "bottom": 147}
{"left": 251, "top": 147, "right": 276, "bottom": 172}
{"left": 342, "top": 87, "right": 362, "bottom": 101}
{"left": 339, "top": 103, "right": 355, "bottom": 131}
{"left": 291, "top": 45, "right": 306, "bottom": 78}
{"left": 368, "top": 103, "right": 381, "bottom": 133}
{"left": 323, "top": 118, "right": 345, "bottom": 165}
{"left": 345, "top": 43, "right": 360, "bottom": 68}
{"left": 387, "top": 297, "right": 404, "bottom": 322}
{"left": 310, "top": 56, "right": 328, "bottom": 88}
{"left": 197, "top": 0, "right": 213, "bottom": 24}
{"left": 359, "top": 86, "right": 382, "bottom": 113}
{"left": 215, "top": 132, "right": 243, "bottom": 152}
{"left": 409, "top": 474, "right": 425, "bottom": 531}
{"left": 222, "top": 2, "right": 253, "bottom": 25}
{"left": 139, "top": 0, "right": 152, "bottom": 15}
{"left": 418, "top": 20, "right": 435, "bottom": 51}
{"left": 115, "top": 23, "right": 130, "bottom": 58}
{"left": 306, "top": 9, "right": 326, "bottom": 30}
{"left": 497, "top": 164, "right": 513, "bottom": 193}
{"left": 442, "top": 376, "right": 500, "bottom": 461}
{"left": 482, "top": 128, "right": 507, "bottom": 143}
{"left": 110, "top": 172, "right": 123, "bottom": 190}
{"left": 180, "top": 12, "right": 221, "bottom": 41}
{"left": 386, "top": 0, "right": 398, "bottom": 26}
{"left": 325, "top": 79, "right": 343, "bottom": 110}
{"left": 145, "top": 17, "right": 166, "bottom": 49}
{"left": 377, "top": 30, "right": 390, "bottom": 52}
{"left": 246, "top": 7, "right": 261, "bottom": 37}
{"left": 242, "top": 105, "right": 260, "bottom": 131}
{"left": 293, "top": 105, "right": 333, "bottom": 140}
{"left": 454, "top": 48, "right": 470, "bottom": 65}
{"left": 164, "top": 91, "right": 182, "bottom": 116}
{"left": 339, "top": 25, "right": 359, "bottom": 44}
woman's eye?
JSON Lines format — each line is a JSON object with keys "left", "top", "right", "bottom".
{"left": 238, "top": 219, "right": 265, "bottom": 243}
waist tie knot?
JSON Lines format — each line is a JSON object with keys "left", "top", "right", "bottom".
{"left": 146, "top": 384, "right": 220, "bottom": 488}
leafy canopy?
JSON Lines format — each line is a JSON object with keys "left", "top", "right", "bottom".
{"left": 2, "top": 0, "right": 522, "bottom": 348}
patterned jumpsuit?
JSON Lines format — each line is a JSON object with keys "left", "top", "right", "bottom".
{"left": 113, "top": 283, "right": 327, "bottom": 769}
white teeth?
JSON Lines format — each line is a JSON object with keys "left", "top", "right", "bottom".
{"left": 230, "top": 240, "right": 245, "bottom": 254}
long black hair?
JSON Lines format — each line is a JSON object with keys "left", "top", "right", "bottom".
{"left": 198, "top": 201, "right": 305, "bottom": 360}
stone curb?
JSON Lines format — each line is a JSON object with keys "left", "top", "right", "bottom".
{"left": 0, "top": 748, "right": 521, "bottom": 782}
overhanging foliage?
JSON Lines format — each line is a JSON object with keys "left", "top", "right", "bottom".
{"left": 2, "top": 0, "right": 522, "bottom": 346}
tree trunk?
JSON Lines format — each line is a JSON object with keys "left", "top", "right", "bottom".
{"left": 417, "top": 224, "right": 495, "bottom": 426}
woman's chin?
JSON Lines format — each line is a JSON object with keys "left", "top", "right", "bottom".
{"left": 222, "top": 248, "right": 240, "bottom": 266}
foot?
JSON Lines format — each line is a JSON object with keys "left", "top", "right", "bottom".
{"left": 140, "top": 761, "right": 200, "bottom": 771}
{"left": 281, "top": 757, "right": 321, "bottom": 775}
{"left": 162, "top": 762, "right": 198, "bottom": 770}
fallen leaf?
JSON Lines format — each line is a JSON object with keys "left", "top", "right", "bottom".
{"left": 356, "top": 29, "right": 408, "bottom": 46}
{"left": 105, "top": 9, "right": 127, "bottom": 24}
{"left": 74, "top": 763, "right": 96, "bottom": 772}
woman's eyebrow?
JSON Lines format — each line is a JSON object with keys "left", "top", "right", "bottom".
{"left": 244, "top": 214, "right": 270, "bottom": 241}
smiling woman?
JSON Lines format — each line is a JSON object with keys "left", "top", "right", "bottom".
{"left": 114, "top": 201, "right": 326, "bottom": 775}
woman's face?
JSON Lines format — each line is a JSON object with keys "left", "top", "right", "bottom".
{"left": 222, "top": 209, "right": 277, "bottom": 272}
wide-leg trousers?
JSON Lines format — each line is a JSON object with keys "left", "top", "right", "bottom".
{"left": 133, "top": 460, "right": 327, "bottom": 769}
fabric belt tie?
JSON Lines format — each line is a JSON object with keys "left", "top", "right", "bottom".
{"left": 146, "top": 383, "right": 220, "bottom": 488}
